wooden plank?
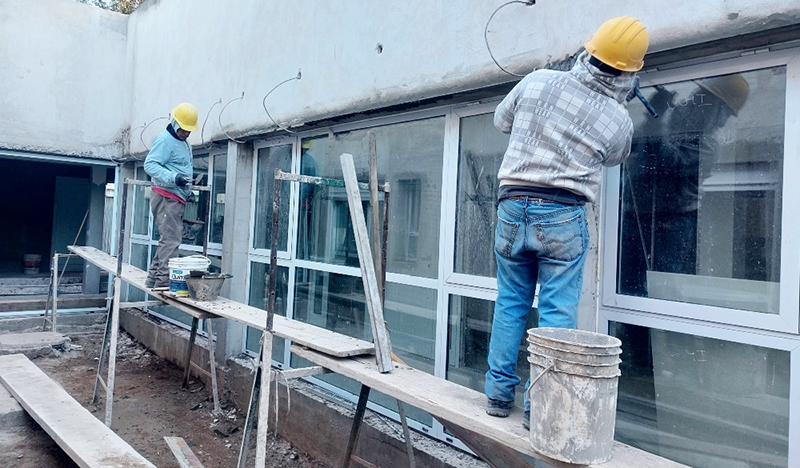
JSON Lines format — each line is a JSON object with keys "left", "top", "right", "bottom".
{"left": 164, "top": 436, "right": 205, "bottom": 468}
{"left": 290, "top": 346, "right": 689, "bottom": 468}
{"left": 69, "top": 246, "right": 375, "bottom": 357}
{"left": 0, "top": 353, "right": 156, "bottom": 468}
{"left": 0, "top": 296, "right": 106, "bottom": 312}
{"left": 340, "top": 153, "right": 393, "bottom": 373}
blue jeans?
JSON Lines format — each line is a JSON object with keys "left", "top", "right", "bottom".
{"left": 485, "top": 198, "right": 589, "bottom": 410}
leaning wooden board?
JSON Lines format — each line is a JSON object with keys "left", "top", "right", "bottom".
{"left": 290, "top": 346, "right": 690, "bottom": 468}
{"left": 69, "top": 245, "right": 375, "bottom": 357}
{"left": 0, "top": 354, "right": 156, "bottom": 468}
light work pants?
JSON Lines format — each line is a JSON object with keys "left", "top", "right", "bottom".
{"left": 146, "top": 192, "right": 185, "bottom": 286}
{"left": 485, "top": 197, "right": 589, "bottom": 411}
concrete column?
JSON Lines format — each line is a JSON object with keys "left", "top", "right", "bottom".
{"left": 216, "top": 141, "right": 254, "bottom": 362}
{"left": 82, "top": 166, "right": 108, "bottom": 294}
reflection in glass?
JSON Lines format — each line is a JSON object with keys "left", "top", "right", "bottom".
{"left": 182, "top": 154, "right": 209, "bottom": 247}
{"left": 210, "top": 153, "right": 227, "bottom": 244}
{"left": 127, "top": 242, "right": 149, "bottom": 302}
{"left": 132, "top": 167, "right": 150, "bottom": 236}
{"left": 618, "top": 68, "right": 784, "bottom": 313}
{"left": 246, "top": 263, "right": 289, "bottom": 364}
{"left": 291, "top": 270, "right": 436, "bottom": 425}
{"left": 455, "top": 113, "right": 509, "bottom": 278}
{"left": 253, "top": 145, "right": 292, "bottom": 252}
{"left": 446, "top": 295, "right": 535, "bottom": 409}
{"left": 610, "top": 322, "right": 789, "bottom": 468}
{"left": 297, "top": 118, "right": 444, "bottom": 278}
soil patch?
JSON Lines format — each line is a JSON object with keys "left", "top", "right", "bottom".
{"left": 7, "top": 330, "right": 331, "bottom": 468}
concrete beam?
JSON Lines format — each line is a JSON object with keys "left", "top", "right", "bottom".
{"left": 83, "top": 166, "right": 108, "bottom": 295}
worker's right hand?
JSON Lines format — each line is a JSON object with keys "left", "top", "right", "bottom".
{"left": 174, "top": 174, "right": 192, "bottom": 187}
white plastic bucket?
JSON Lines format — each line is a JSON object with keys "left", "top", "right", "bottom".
{"left": 23, "top": 254, "right": 42, "bottom": 275}
{"left": 527, "top": 327, "right": 622, "bottom": 465}
{"left": 168, "top": 256, "right": 211, "bottom": 297}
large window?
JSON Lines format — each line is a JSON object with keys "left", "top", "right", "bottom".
{"left": 297, "top": 117, "right": 445, "bottom": 278}
{"left": 618, "top": 67, "right": 784, "bottom": 315}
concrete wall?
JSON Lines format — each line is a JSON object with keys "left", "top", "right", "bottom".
{"left": 124, "top": 0, "right": 800, "bottom": 154}
{"left": 0, "top": 0, "right": 128, "bottom": 159}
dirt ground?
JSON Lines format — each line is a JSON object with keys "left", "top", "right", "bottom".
{"left": 8, "top": 330, "right": 332, "bottom": 468}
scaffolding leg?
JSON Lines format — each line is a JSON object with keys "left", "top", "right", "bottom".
{"left": 91, "top": 297, "right": 114, "bottom": 405}
{"left": 205, "top": 318, "right": 221, "bottom": 414}
{"left": 182, "top": 317, "right": 200, "bottom": 388}
{"left": 104, "top": 276, "right": 122, "bottom": 427}
{"left": 397, "top": 402, "right": 417, "bottom": 468}
{"left": 341, "top": 385, "right": 371, "bottom": 468}
{"left": 236, "top": 350, "right": 263, "bottom": 468}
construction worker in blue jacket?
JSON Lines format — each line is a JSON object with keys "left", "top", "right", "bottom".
{"left": 143, "top": 103, "right": 198, "bottom": 288}
{"left": 484, "top": 17, "right": 649, "bottom": 428}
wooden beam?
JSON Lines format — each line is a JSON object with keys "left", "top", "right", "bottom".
{"left": 0, "top": 354, "right": 156, "bottom": 468}
{"left": 69, "top": 245, "right": 375, "bottom": 357}
{"left": 164, "top": 436, "right": 206, "bottom": 468}
{"left": 340, "top": 154, "right": 393, "bottom": 373}
{"left": 290, "top": 346, "right": 689, "bottom": 468}
{"left": 0, "top": 296, "right": 106, "bottom": 312}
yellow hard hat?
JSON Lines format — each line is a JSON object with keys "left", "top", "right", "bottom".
{"left": 171, "top": 103, "right": 199, "bottom": 132}
{"left": 695, "top": 74, "right": 750, "bottom": 116}
{"left": 585, "top": 16, "right": 649, "bottom": 72}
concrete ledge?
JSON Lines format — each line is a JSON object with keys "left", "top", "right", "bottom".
{"left": 0, "top": 311, "right": 107, "bottom": 334}
{"left": 0, "top": 332, "right": 69, "bottom": 359}
{"left": 119, "top": 308, "right": 486, "bottom": 468}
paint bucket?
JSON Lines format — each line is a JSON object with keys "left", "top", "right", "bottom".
{"left": 168, "top": 256, "right": 211, "bottom": 297}
{"left": 22, "top": 254, "right": 42, "bottom": 275}
{"left": 526, "top": 327, "right": 622, "bottom": 465}
{"left": 185, "top": 273, "right": 232, "bottom": 301}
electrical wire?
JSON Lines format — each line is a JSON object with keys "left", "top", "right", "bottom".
{"left": 218, "top": 92, "right": 246, "bottom": 144}
{"left": 484, "top": 1, "right": 536, "bottom": 78}
{"left": 262, "top": 69, "right": 303, "bottom": 134}
{"left": 139, "top": 116, "right": 169, "bottom": 152}
{"left": 201, "top": 98, "right": 223, "bottom": 149}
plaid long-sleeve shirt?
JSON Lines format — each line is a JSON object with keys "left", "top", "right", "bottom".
{"left": 494, "top": 51, "right": 636, "bottom": 202}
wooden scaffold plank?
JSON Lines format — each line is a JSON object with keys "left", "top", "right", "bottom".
{"left": 0, "top": 354, "right": 156, "bottom": 468}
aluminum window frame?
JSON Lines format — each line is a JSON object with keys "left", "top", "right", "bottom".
{"left": 600, "top": 48, "right": 800, "bottom": 335}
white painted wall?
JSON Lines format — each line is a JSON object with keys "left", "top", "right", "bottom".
{"left": 125, "top": 0, "right": 800, "bottom": 155}
{"left": 0, "top": 0, "right": 128, "bottom": 159}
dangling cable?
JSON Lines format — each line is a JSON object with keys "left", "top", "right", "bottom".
{"left": 484, "top": 1, "right": 536, "bottom": 78}
{"left": 262, "top": 69, "right": 302, "bottom": 134}
{"left": 218, "top": 92, "right": 246, "bottom": 143}
{"left": 139, "top": 116, "right": 168, "bottom": 152}
{"left": 201, "top": 98, "right": 223, "bottom": 149}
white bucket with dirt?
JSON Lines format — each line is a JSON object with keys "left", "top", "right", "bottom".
{"left": 23, "top": 254, "right": 42, "bottom": 275}
{"left": 526, "top": 327, "right": 622, "bottom": 465}
{"left": 168, "top": 256, "right": 210, "bottom": 297}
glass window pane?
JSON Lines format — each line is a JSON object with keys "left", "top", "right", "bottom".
{"left": 297, "top": 117, "right": 444, "bottom": 278}
{"left": 291, "top": 271, "right": 436, "bottom": 425}
{"left": 454, "top": 113, "right": 509, "bottom": 277}
{"left": 182, "top": 154, "right": 209, "bottom": 247}
{"left": 446, "top": 295, "right": 535, "bottom": 409}
{"left": 610, "top": 322, "right": 789, "bottom": 468}
{"left": 132, "top": 166, "right": 150, "bottom": 236}
{"left": 253, "top": 145, "right": 292, "bottom": 251}
{"left": 618, "top": 68, "right": 784, "bottom": 313}
{"left": 246, "top": 263, "right": 289, "bottom": 364}
{"left": 127, "top": 242, "right": 149, "bottom": 302}
{"left": 210, "top": 153, "right": 227, "bottom": 244}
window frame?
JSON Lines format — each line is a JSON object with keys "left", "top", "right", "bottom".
{"left": 600, "top": 48, "right": 800, "bottom": 334}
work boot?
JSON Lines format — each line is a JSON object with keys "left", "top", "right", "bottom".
{"left": 485, "top": 398, "right": 514, "bottom": 417}
{"left": 522, "top": 410, "right": 530, "bottom": 430}
{"left": 145, "top": 277, "right": 156, "bottom": 288}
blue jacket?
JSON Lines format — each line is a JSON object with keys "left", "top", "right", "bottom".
{"left": 143, "top": 127, "right": 193, "bottom": 201}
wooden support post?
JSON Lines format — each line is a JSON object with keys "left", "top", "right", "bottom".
{"left": 437, "top": 420, "right": 535, "bottom": 468}
{"left": 205, "top": 318, "right": 221, "bottom": 414}
{"left": 182, "top": 317, "right": 200, "bottom": 388}
{"left": 368, "top": 133, "right": 382, "bottom": 303}
{"left": 342, "top": 385, "right": 371, "bottom": 468}
{"left": 397, "top": 402, "right": 417, "bottom": 468}
{"left": 105, "top": 276, "right": 122, "bottom": 427}
{"left": 340, "top": 154, "right": 393, "bottom": 373}
{"left": 91, "top": 298, "right": 114, "bottom": 405}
